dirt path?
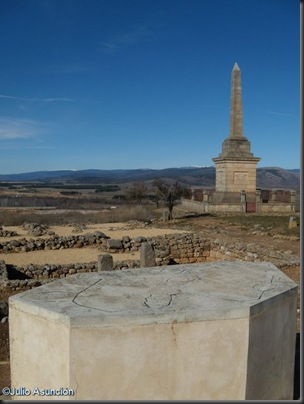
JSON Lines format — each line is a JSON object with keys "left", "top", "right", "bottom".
{"left": 2, "top": 249, "right": 139, "bottom": 266}
{"left": 0, "top": 223, "right": 190, "bottom": 242}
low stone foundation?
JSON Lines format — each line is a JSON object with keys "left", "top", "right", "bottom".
{"left": 0, "top": 232, "right": 299, "bottom": 292}
{"left": 9, "top": 261, "right": 297, "bottom": 400}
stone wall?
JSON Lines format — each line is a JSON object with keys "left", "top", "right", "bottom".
{"left": 180, "top": 199, "right": 207, "bottom": 213}
{"left": 257, "top": 203, "right": 293, "bottom": 213}
{"left": 181, "top": 198, "right": 244, "bottom": 213}
{"left": 0, "top": 232, "right": 210, "bottom": 264}
{"left": 0, "top": 231, "right": 110, "bottom": 253}
{"left": 0, "top": 226, "right": 18, "bottom": 237}
{"left": 0, "top": 260, "right": 141, "bottom": 291}
{"left": 208, "top": 203, "right": 244, "bottom": 213}
{"left": 182, "top": 186, "right": 297, "bottom": 213}
{"left": 0, "top": 232, "right": 299, "bottom": 292}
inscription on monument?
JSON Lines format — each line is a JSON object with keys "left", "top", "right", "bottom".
{"left": 233, "top": 172, "right": 248, "bottom": 184}
{"left": 218, "top": 170, "right": 224, "bottom": 185}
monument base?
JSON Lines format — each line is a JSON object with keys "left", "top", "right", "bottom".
{"left": 9, "top": 262, "right": 297, "bottom": 400}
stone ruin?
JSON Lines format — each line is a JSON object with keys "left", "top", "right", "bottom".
{"left": 0, "top": 231, "right": 299, "bottom": 293}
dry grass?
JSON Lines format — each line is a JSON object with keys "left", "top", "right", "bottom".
{"left": 0, "top": 205, "right": 158, "bottom": 226}
{"left": 218, "top": 213, "right": 301, "bottom": 236}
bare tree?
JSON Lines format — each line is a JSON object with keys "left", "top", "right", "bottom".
{"left": 126, "top": 181, "right": 148, "bottom": 203}
{"left": 153, "top": 178, "right": 190, "bottom": 220}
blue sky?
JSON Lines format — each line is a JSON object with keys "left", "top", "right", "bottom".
{"left": 0, "top": 0, "right": 300, "bottom": 174}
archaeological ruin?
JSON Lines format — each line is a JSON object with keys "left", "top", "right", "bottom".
{"left": 2, "top": 226, "right": 298, "bottom": 399}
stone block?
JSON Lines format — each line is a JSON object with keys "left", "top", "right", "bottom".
{"left": 9, "top": 262, "right": 297, "bottom": 400}
{"left": 140, "top": 242, "right": 156, "bottom": 267}
{"left": 97, "top": 254, "right": 113, "bottom": 272}
{"left": 107, "top": 239, "right": 123, "bottom": 250}
{"left": 288, "top": 216, "right": 298, "bottom": 229}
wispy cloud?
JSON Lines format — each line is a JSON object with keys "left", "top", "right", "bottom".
{"left": 0, "top": 94, "right": 73, "bottom": 102}
{"left": 268, "top": 111, "right": 291, "bottom": 117}
{"left": 185, "top": 104, "right": 222, "bottom": 109}
{"left": 0, "top": 144, "right": 54, "bottom": 150}
{"left": 0, "top": 118, "right": 49, "bottom": 139}
{"left": 100, "top": 25, "right": 152, "bottom": 54}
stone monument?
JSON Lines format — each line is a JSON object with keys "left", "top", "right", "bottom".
{"left": 9, "top": 261, "right": 297, "bottom": 400}
{"left": 212, "top": 63, "right": 260, "bottom": 193}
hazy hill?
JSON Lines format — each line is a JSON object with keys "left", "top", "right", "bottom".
{"left": 256, "top": 167, "right": 300, "bottom": 190}
{"left": 0, "top": 166, "right": 300, "bottom": 190}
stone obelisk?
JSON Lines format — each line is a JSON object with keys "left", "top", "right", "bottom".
{"left": 212, "top": 63, "right": 260, "bottom": 193}
{"left": 229, "top": 63, "right": 243, "bottom": 138}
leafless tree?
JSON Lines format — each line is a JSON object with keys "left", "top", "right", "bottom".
{"left": 153, "top": 178, "right": 190, "bottom": 220}
{"left": 126, "top": 181, "right": 148, "bottom": 203}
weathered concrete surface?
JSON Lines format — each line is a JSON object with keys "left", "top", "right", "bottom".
{"left": 9, "top": 261, "right": 297, "bottom": 400}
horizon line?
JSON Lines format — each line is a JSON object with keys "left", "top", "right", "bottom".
{"left": 0, "top": 165, "right": 300, "bottom": 177}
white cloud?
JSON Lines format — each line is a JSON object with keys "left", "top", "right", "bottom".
{"left": 0, "top": 94, "right": 73, "bottom": 102}
{"left": 268, "top": 111, "right": 291, "bottom": 117}
{"left": 0, "top": 118, "right": 48, "bottom": 139}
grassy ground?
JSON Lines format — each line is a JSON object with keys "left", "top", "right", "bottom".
{"left": 156, "top": 209, "right": 301, "bottom": 239}
{"left": 0, "top": 204, "right": 157, "bottom": 226}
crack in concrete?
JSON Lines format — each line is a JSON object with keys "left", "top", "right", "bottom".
{"left": 252, "top": 280, "right": 278, "bottom": 300}
{"left": 214, "top": 276, "right": 278, "bottom": 303}
{"left": 72, "top": 279, "right": 103, "bottom": 305}
{"left": 143, "top": 293, "right": 176, "bottom": 309}
{"left": 20, "top": 289, "right": 76, "bottom": 302}
{"left": 165, "top": 275, "right": 197, "bottom": 285}
{"left": 70, "top": 278, "right": 118, "bottom": 312}
{"left": 143, "top": 295, "right": 151, "bottom": 308}
{"left": 71, "top": 278, "right": 171, "bottom": 313}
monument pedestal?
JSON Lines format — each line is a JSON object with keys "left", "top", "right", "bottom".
{"left": 9, "top": 262, "right": 297, "bottom": 400}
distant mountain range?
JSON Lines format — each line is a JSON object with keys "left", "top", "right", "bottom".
{"left": 0, "top": 166, "right": 300, "bottom": 190}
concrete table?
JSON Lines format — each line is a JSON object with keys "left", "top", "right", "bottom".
{"left": 9, "top": 261, "right": 297, "bottom": 400}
